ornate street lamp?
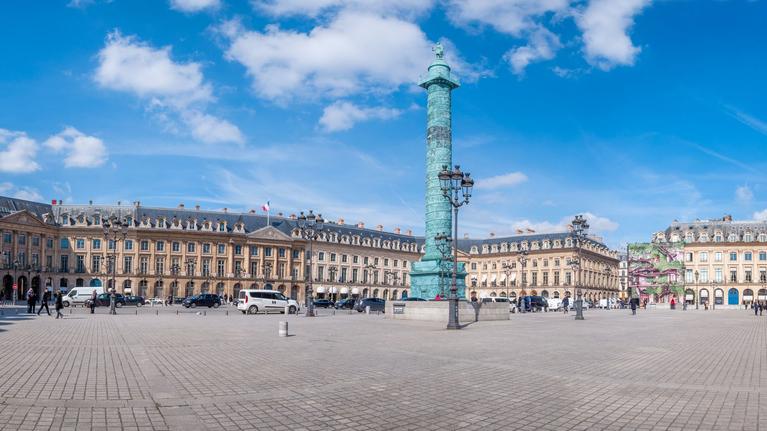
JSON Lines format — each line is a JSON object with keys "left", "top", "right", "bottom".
{"left": 569, "top": 215, "right": 590, "bottom": 321}
{"left": 103, "top": 216, "right": 129, "bottom": 315}
{"left": 605, "top": 265, "right": 612, "bottom": 310}
{"left": 297, "top": 210, "right": 325, "bottom": 317}
{"left": 518, "top": 250, "right": 528, "bottom": 313}
{"left": 438, "top": 164, "right": 474, "bottom": 330}
{"left": 435, "top": 232, "right": 452, "bottom": 299}
{"left": 694, "top": 270, "right": 700, "bottom": 310}
{"left": 501, "top": 262, "right": 513, "bottom": 302}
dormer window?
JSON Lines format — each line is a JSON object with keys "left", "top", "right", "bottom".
{"left": 219, "top": 222, "right": 226, "bottom": 232}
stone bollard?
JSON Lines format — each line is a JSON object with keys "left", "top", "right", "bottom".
{"left": 204, "top": 311, "right": 207, "bottom": 316}
{"left": 176, "top": 310, "right": 179, "bottom": 316}
{"left": 365, "top": 305, "right": 370, "bottom": 315}
{"left": 284, "top": 305, "right": 289, "bottom": 315}
{"left": 136, "top": 309, "right": 138, "bottom": 315}
{"left": 69, "top": 308, "right": 72, "bottom": 315}
{"left": 226, "top": 310, "right": 229, "bottom": 316}
{"left": 332, "top": 309, "right": 336, "bottom": 316}
{"left": 156, "top": 309, "right": 159, "bottom": 316}
{"left": 279, "top": 321, "right": 288, "bottom": 337}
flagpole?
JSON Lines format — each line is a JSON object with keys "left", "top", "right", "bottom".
{"left": 266, "top": 201, "right": 270, "bottom": 226}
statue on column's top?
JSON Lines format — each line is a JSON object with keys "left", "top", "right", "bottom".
{"left": 433, "top": 42, "right": 444, "bottom": 59}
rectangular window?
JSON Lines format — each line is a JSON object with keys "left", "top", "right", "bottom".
{"left": 46, "top": 255, "right": 52, "bottom": 269}
{"left": 108, "top": 239, "right": 115, "bottom": 250}
{"left": 685, "top": 252, "right": 693, "bottom": 262}
{"left": 218, "top": 244, "right": 225, "bottom": 254}
{"left": 124, "top": 256, "right": 133, "bottom": 273}
{"left": 60, "top": 255, "right": 68, "bottom": 272}
{"left": 353, "top": 255, "right": 359, "bottom": 264}
{"left": 3, "top": 232, "right": 11, "bottom": 243}
{"left": 715, "top": 252, "right": 722, "bottom": 262}
{"left": 139, "top": 257, "right": 148, "bottom": 274}
{"left": 761, "top": 270, "right": 767, "bottom": 283}
{"left": 265, "top": 247, "right": 272, "bottom": 257}
{"left": 714, "top": 268, "right": 721, "bottom": 283}
{"left": 745, "top": 252, "right": 753, "bottom": 261}
{"left": 317, "top": 266, "right": 324, "bottom": 281}
{"left": 156, "top": 257, "right": 164, "bottom": 274}
{"left": 172, "top": 241, "right": 180, "bottom": 252}
{"left": 250, "top": 246, "right": 258, "bottom": 256}
{"left": 292, "top": 249, "right": 299, "bottom": 259}
{"left": 384, "top": 258, "right": 389, "bottom": 267}
{"left": 318, "top": 252, "right": 325, "bottom": 261}
{"left": 394, "top": 260, "right": 399, "bottom": 268}
{"left": 279, "top": 248, "right": 286, "bottom": 258}
{"left": 201, "top": 243, "right": 210, "bottom": 254}
{"left": 92, "top": 239, "right": 101, "bottom": 250}
{"left": 76, "top": 255, "right": 85, "bottom": 273}
{"left": 18, "top": 234, "right": 26, "bottom": 245}
{"left": 352, "top": 268, "right": 358, "bottom": 283}
{"left": 330, "top": 253, "right": 336, "bottom": 262}
{"left": 700, "top": 269, "right": 709, "bottom": 283}
{"left": 554, "top": 271, "right": 560, "bottom": 286}
{"left": 140, "top": 240, "right": 149, "bottom": 251}
{"left": 46, "top": 238, "right": 53, "bottom": 248}
{"left": 187, "top": 242, "right": 195, "bottom": 253}
{"left": 124, "top": 239, "right": 133, "bottom": 251}
{"left": 730, "top": 252, "right": 738, "bottom": 261}
{"left": 235, "top": 245, "right": 242, "bottom": 255}
{"left": 202, "top": 259, "right": 211, "bottom": 276}
{"left": 531, "top": 272, "right": 538, "bottom": 286}
{"left": 217, "top": 260, "right": 225, "bottom": 277}
{"left": 341, "top": 268, "right": 347, "bottom": 282}
{"left": 746, "top": 270, "right": 753, "bottom": 282}
{"left": 341, "top": 254, "right": 347, "bottom": 263}
{"left": 760, "top": 252, "right": 767, "bottom": 261}
{"left": 278, "top": 263, "right": 285, "bottom": 278}
{"left": 542, "top": 272, "right": 549, "bottom": 286}
{"left": 471, "top": 263, "right": 477, "bottom": 270}
{"left": 156, "top": 241, "right": 165, "bottom": 252}
{"left": 699, "top": 252, "right": 708, "bottom": 262}
{"left": 730, "top": 270, "right": 737, "bottom": 283}
{"left": 364, "top": 256, "right": 369, "bottom": 265}
{"left": 76, "top": 238, "right": 85, "bottom": 249}
{"left": 91, "top": 255, "right": 101, "bottom": 273}
{"left": 32, "top": 236, "right": 40, "bottom": 247}
{"left": 565, "top": 272, "right": 572, "bottom": 285}
{"left": 685, "top": 269, "right": 693, "bottom": 283}
{"left": 250, "top": 261, "right": 258, "bottom": 276}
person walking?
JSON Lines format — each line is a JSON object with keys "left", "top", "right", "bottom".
{"left": 631, "top": 298, "right": 637, "bottom": 315}
{"left": 562, "top": 296, "right": 570, "bottom": 314}
{"left": 670, "top": 296, "right": 676, "bottom": 310}
{"left": 54, "top": 290, "right": 64, "bottom": 319}
{"left": 37, "top": 289, "right": 51, "bottom": 316}
{"left": 90, "top": 289, "right": 97, "bottom": 314}
{"left": 26, "top": 287, "right": 35, "bottom": 314}
{"left": 755, "top": 301, "right": 759, "bottom": 316}
{"left": 761, "top": 301, "right": 765, "bottom": 316}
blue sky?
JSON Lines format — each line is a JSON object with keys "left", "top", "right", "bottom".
{"left": 1, "top": 0, "right": 766, "bottom": 249}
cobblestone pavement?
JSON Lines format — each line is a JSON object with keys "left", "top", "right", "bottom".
{"left": 1, "top": 304, "right": 766, "bottom": 430}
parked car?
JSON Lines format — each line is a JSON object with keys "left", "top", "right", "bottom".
{"left": 517, "top": 296, "right": 549, "bottom": 312}
{"left": 355, "top": 297, "right": 386, "bottom": 313}
{"left": 481, "top": 296, "right": 516, "bottom": 312}
{"left": 173, "top": 297, "right": 185, "bottom": 304}
{"left": 85, "top": 293, "right": 126, "bottom": 308}
{"left": 62, "top": 286, "right": 105, "bottom": 307}
{"left": 237, "top": 289, "right": 301, "bottom": 314}
{"left": 146, "top": 297, "right": 165, "bottom": 306}
{"left": 313, "top": 299, "right": 335, "bottom": 308}
{"left": 124, "top": 295, "right": 146, "bottom": 306}
{"left": 334, "top": 298, "right": 356, "bottom": 310}
{"left": 183, "top": 293, "right": 222, "bottom": 309}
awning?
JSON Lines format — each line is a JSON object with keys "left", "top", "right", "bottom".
{"left": 744, "top": 295, "right": 754, "bottom": 300}
{"left": 340, "top": 287, "right": 349, "bottom": 294}
{"left": 316, "top": 286, "right": 325, "bottom": 293}
{"left": 481, "top": 275, "right": 487, "bottom": 283}
{"left": 510, "top": 273, "right": 517, "bottom": 282}
{"left": 685, "top": 294, "right": 693, "bottom": 300}
{"left": 490, "top": 274, "right": 497, "bottom": 282}
{"left": 330, "top": 286, "right": 338, "bottom": 294}
{"left": 351, "top": 287, "right": 360, "bottom": 295}
{"left": 700, "top": 290, "right": 709, "bottom": 297}
{"left": 499, "top": 273, "right": 507, "bottom": 282}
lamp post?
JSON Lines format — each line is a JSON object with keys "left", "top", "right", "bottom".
{"left": 12, "top": 259, "right": 20, "bottom": 305}
{"left": 297, "top": 210, "right": 325, "bottom": 317}
{"left": 438, "top": 164, "right": 474, "bottom": 330}
{"left": 605, "top": 266, "right": 612, "bottom": 310}
{"left": 435, "top": 232, "right": 452, "bottom": 299}
{"left": 170, "top": 263, "right": 180, "bottom": 305}
{"left": 502, "top": 262, "right": 513, "bottom": 302}
{"left": 364, "top": 264, "right": 377, "bottom": 297}
{"left": 185, "top": 257, "right": 196, "bottom": 297}
{"left": 710, "top": 280, "right": 716, "bottom": 310}
{"left": 694, "top": 270, "right": 699, "bottom": 310}
{"left": 328, "top": 266, "right": 337, "bottom": 300}
{"left": 569, "top": 215, "right": 590, "bottom": 321}
{"left": 103, "top": 216, "right": 129, "bottom": 315}
{"left": 518, "top": 250, "right": 528, "bottom": 313}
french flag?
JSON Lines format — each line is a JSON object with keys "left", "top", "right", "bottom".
{"left": 261, "top": 201, "right": 270, "bottom": 212}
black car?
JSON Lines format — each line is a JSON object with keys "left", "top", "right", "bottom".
{"left": 334, "top": 298, "right": 355, "bottom": 309}
{"left": 517, "top": 296, "right": 548, "bottom": 312}
{"left": 124, "top": 295, "right": 145, "bottom": 306}
{"left": 86, "top": 293, "right": 126, "bottom": 308}
{"left": 182, "top": 293, "right": 222, "bottom": 308}
{"left": 355, "top": 297, "right": 385, "bottom": 313}
{"left": 313, "top": 299, "right": 335, "bottom": 308}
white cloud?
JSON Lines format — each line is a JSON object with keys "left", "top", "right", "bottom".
{"left": 504, "top": 27, "right": 561, "bottom": 74}
{"left": 576, "top": 0, "right": 651, "bottom": 70}
{"left": 319, "top": 101, "right": 401, "bottom": 132}
{"left": 736, "top": 185, "right": 753, "bottom": 204}
{"left": 181, "top": 110, "right": 245, "bottom": 144}
{"left": 478, "top": 172, "right": 528, "bottom": 189}
{"left": 255, "top": 0, "right": 434, "bottom": 18}
{"left": 0, "top": 129, "right": 39, "bottom": 173}
{"left": 220, "top": 12, "right": 433, "bottom": 101}
{"left": 754, "top": 210, "right": 767, "bottom": 221}
{"left": 170, "top": 0, "right": 220, "bottom": 13}
{"left": 447, "top": 0, "right": 570, "bottom": 36}
{"left": 43, "top": 127, "right": 108, "bottom": 168}
{"left": 724, "top": 106, "right": 767, "bottom": 136}
{"left": 95, "top": 30, "right": 243, "bottom": 144}
{"left": 510, "top": 212, "right": 619, "bottom": 234}
{"left": 0, "top": 182, "right": 43, "bottom": 202}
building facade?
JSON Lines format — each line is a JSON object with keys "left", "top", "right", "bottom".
{"left": 458, "top": 233, "right": 620, "bottom": 302}
{"left": 656, "top": 215, "right": 767, "bottom": 307}
{"left": 0, "top": 197, "right": 421, "bottom": 304}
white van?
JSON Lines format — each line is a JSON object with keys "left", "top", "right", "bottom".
{"left": 62, "top": 286, "right": 104, "bottom": 307}
{"left": 237, "top": 289, "right": 301, "bottom": 314}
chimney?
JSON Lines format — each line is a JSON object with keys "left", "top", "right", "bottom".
{"left": 249, "top": 209, "right": 255, "bottom": 214}
{"left": 134, "top": 201, "right": 140, "bottom": 207}
{"left": 89, "top": 200, "right": 93, "bottom": 205}
{"left": 178, "top": 203, "right": 184, "bottom": 209}
{"left": 724, "top": 214, "right": 733, "bottom": 222}
{"left": 376, "top": 224, "right": 384, "bottom": 232}
{"left": 278, "top": 212, "right": 283, "bottom": 217}
{"left": 406, "top": 229, "right": 412, "bottom": 236}
{"left": 490, "top": 232, "right": 495, "bottom": 238}
{"left": 394, "top": 227, "right": 401, "bottom": 234}
{"left": 195, "top": 205, "right": 200, "bottom": 211}
{"left": 338, "top": 218, "right": 345, "bottom": 225}
{"left": 357, "top": 222, "right": 365, "bottom": 229}
{"left": 290, "top": 214, "right": 297, "bottom": 220}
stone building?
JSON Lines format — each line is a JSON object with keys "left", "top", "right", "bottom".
{"left": 657, "top": 215, "right": 767, "bottom": 307}
{"left": 0, "top": 196, "right": 421, "bottom": 304}
{"left": 457, "top": 233, "right": 620, "bottom": 303}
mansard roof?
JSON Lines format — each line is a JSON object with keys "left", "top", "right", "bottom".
{"left": 0, "top": 196, "right": 53, "bottom": 220}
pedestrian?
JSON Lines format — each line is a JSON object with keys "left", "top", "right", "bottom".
{"left": 26, "top": 287, "right": 35, "bottom": 313}
{"left": 670, "top": 296, "right": 676, "bottom": 310}
{"left": 631, "top": 298, "right": 637, "bottom": 315}
{"left": 37, "top": 289, "right": 51, "bottom": 316}
{"left": 55, "top": 290, "right": 64, "bottom": 319}
{"left": 562, "top": 296, "right": 569, "bottom": 314}
{"left": 761, "top": 301, "right": 765, "bottom": 316}
{"left": 755, "top": 301, "right": 759, "bottom": 316}
{"left": 90, "top": 289, "right": 97, "bottom": 314}
{"left": 435, "top": 293, "right": 442, "bottom": 301}
{"left": 470, "top": 293, "right": 477, "bottom": 303}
